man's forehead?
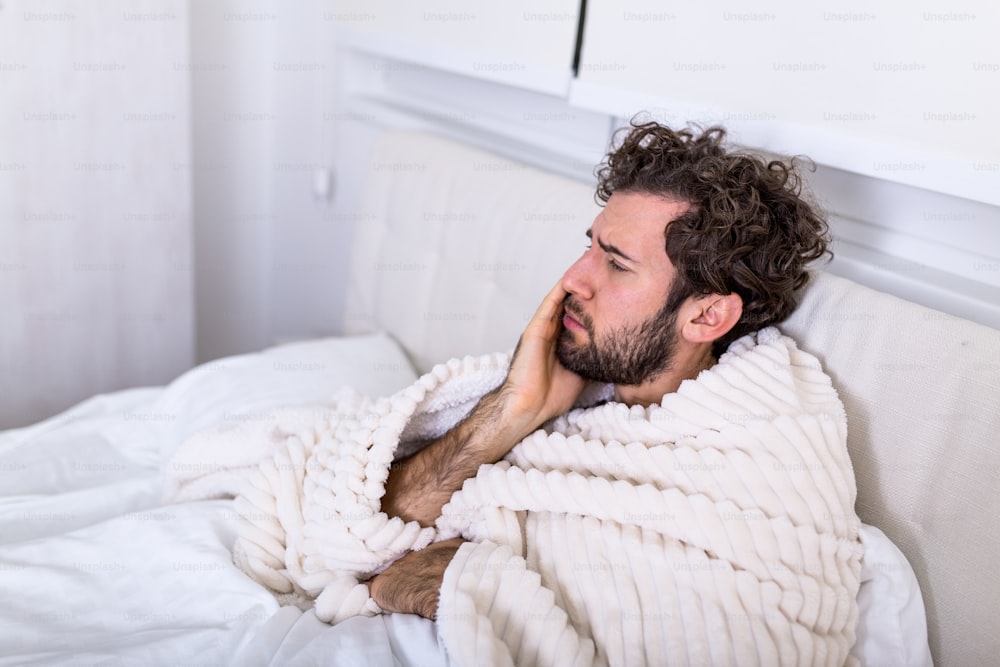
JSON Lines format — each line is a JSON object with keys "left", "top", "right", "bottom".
{"left": 592, "top": 192, "right": 690, "bottom": 247}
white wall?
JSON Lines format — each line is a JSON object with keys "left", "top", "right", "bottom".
{"left": 0, "top": 1, "right": 194, "bottom": 428}
{"left": 188, "top": 0, "right": 276, "bottom": 363}
{"left": 0, "top": 0, "right": 346, "bottom": 422}
{"left": 189, "top": 0, "right": 342, "bottom": 363}
{"left": 268, "top": 3, "right": 344, "bottom": 343}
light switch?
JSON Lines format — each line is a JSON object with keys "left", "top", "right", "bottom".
{"left": 313, "top": 167, "right": 332, "bottom": 205}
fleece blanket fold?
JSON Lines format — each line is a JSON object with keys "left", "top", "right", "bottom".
{"left": 165, "top": 327, "right": 863, "bottom": 666}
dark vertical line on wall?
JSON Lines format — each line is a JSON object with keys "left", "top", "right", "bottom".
{"left": 572, "top": 0, "right": 588, "bottom": 76}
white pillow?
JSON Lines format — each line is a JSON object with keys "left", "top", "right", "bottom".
{"left": 852, "top": 523, "right": 933, "bottom": 667}
{"left": 102, "top": 332, "right": 420, "bottom": 465}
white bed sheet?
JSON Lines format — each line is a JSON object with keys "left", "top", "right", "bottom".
{"left": 0, "top": 333, "right": 449, "bottom": 666}
{"left": 0, "top": 332, "right": 928, "bottom": 666}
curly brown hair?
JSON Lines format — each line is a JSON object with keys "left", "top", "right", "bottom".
{"left": 596, "top": 120, "right": 831, "bottom": 354}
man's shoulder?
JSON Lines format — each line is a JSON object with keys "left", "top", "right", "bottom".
{"left": 703, "top": 326, "right": 842, "bottom": 417}
{"left": 720, "top": 326, "right": 823, "bottom": 372}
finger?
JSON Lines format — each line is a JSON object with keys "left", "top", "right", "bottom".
{"left": 537, "top": 280, "right": 568, "bottom": 320}
{"left": 526, "top": 281, "right": 568, "bottom": 337}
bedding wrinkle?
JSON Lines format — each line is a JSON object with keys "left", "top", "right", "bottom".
{"left": 623, "top": 522, "right": 665, "bottom": 666}
{"left": 697, "top": 547, "right": 734, "bottom": 666}
{"left": 577, "top": 515, "right": 610, "bottom": 664}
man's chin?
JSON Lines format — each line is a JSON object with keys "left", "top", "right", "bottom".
{"left": 556, "top": 330, "right": 584, "bottom": 356}
{"left": 556, "top": 341, "right": 608, "bottom": 384}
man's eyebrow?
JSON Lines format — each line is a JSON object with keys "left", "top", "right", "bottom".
{"left": 585, "top": 229, "right": 638, "bottom": 264}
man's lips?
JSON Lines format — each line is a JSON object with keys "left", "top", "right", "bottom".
{"left": 563, "top": 311, "right": 586, "bottom": 332}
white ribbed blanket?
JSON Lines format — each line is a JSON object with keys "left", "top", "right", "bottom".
{"left": 165, "top": 327, "right": 863, "bottom": 666}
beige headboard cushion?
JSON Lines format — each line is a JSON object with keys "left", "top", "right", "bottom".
{"left": 782, "top": 271, "right": 1000, "bottom": 666}
{"left": 346, "top": 129, "right": 1000, "bottom": 665}
{"left": 344, "top": 130, "right": 600, "bottom": 370}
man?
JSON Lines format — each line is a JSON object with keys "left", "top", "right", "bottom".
{"left": 164, "top": 120, "right": 858, "bottom": 664}
{"left": 370, "top": 121, "right": 836, "bottom": 622}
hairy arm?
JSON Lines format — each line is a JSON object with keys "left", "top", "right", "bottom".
{"left": 381, "top": 389, "right": 517, "bottom": 526}
{"left": 381, "top": 280, "right": 586, "bottom": 527}
{"left": 373, "top": 282, "right": 585, "bottom": 618}
{"left": 368, "top": 538, "right": 464, "bottom": 619}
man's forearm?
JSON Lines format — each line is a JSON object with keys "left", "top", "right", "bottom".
{"left": 382, "top": 281, "right": 585, "bottom": 527}
{"left": 371, "top": 282, "right": 585, "bottom": 620}
{"left": 368, "top": 538, "right": 464, "bottom": 619}
{"left": 381, "top": 387, "right": 532, "bottom": 527}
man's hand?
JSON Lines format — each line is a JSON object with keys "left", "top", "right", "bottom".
{"left": 499, "top": 280, "right": 588, "bottom": 434}
{"left": 368, "top": 538, "right": 464, "bottom": 620}
{"left": 381, "top": 282, "right": 585, "bottom": 527}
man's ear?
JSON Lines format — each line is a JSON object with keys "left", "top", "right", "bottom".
{"left": 680, "top": 293, "right": 743, "bottom": 344}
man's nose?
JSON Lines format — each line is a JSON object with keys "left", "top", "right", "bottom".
{"left": 561, "top": 252, "right": 595, "bottom": 300}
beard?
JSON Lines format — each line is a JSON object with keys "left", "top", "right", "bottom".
{"left": 556, "top": 294, "right": 680, "bottom": 387}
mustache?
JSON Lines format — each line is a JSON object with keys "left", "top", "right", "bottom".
{"left": 562, "top": 295, "right": 594, "bottom": 334}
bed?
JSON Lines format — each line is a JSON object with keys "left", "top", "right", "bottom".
{"left": 3, "top": 129, "right": 998, "bottom": 666}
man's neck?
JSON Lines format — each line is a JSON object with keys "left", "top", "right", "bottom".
{"left": 612, "top": 345, "right": 717, "bottom": 408}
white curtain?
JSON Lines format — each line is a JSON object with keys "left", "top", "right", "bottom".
{"left": 0, "top": 1, "right": 194, "bottom": 427}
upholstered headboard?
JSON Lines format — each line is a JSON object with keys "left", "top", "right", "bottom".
{"left": 343, "top": 130, "right": 601, "bottom": 369}
{"left": 345, "top": 130, "right": 1000, "bottom": 666}
{"left": 781, "top": 273, "right": 1000, "bottom": 665}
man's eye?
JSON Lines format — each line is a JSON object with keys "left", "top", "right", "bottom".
{"left": 608, "top": 258, "right": 628, "bottom": 272}
{"left": 585, "top": 243, "right": 627, "bottom": 272}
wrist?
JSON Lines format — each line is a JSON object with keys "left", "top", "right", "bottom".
{"left": 369, "top": 539, "right": 463, "bottom": 619}
{"left": 476, "top": 387, "right": 539, "bottom": 457}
